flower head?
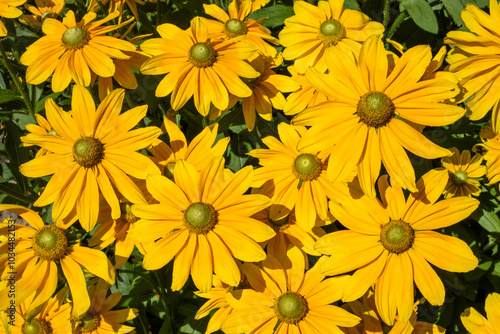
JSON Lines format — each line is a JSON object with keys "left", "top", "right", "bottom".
{"left": 0, "top": 0, "right": 26, "bottom": 36}
{"left": 461, "top": 292, "right": 500, "bottom": 334}
{"left": 19, "top": 0, "right": 64, "bottom": 28}
{"left": 441, "top": 147, "right": 486, "bottom": 198}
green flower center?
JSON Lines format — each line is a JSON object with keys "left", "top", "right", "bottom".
{"left": 32, "top": 225, "right": 68, "bottom": 261}
{"left": 189, "top": 43, "right": 217, "bottom": 68}
{"left": 292, "top": 153, "right": 322, "bottom": 181}
{"left": 274, "top": 292, "right": 308, "bottom": 324}
{"left": 357, "top": 91, "right": 395, "bottom": 128}
{"left": 241, "top": 76, "right": 260, "bottom": 88}
{"left": 62, "top": 26, "right": 90, "bottom": 50}
{"left": 22, "top": 319, "right": 53, "bottom": 334}
{"left": 162, "top": 161, "right": 176, "bottom": 181}
{"left": 183, "top": 202, "right": 218, "bottom": 234}
{"left": 120, "top": 202, "right": 137, "bottom": 224}
{"left": 318, "top": 19, "right": 346, "bottom": 46}
{"left": 451, "top": 170, "right": 468, "bottom": 186}
{"left": 269, "top": 213, "right": 290, "bottom": 232}
{"left": 224, "top": 19, "right": 247, "bottom": 38}
{"left": 380, "top": 220, "right": 414, "bottom": 254}
{"left": 78, "top": 311, "right": 101, "bottom": 333}
{"left": 73, "top": 137, "right": 105, "bottom": 168}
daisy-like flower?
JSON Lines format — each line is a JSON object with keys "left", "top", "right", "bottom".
{"left": 476, "top": 126, "right": 500, "bottom": 188}
{"left": 19, "top": 0, "right": 64, "bottom": 28}
{"left": 441, "top": 147, "right": 486, "bottom": 198}
{"left": 23, "top": 113, "right": 54, "bottom": 157}
{"left": 293, "top": 34, "right": 465, "bottom": 197}
{"left": 140, "top": 17, "right": 260, "bottom": 116}
{"left": 240, "top": 0, "right": 270, "bottom": 12}
{"left": 221, "top": 248, "right": 360, "bottom": 333}
{"left": 20, "top": 10, "right": 136, "bottom": 92}
{"left": 0, "top": 0, "right": 25, "bottom": 36}
{"left": 19, "top": 86, "right": 161, "bottom": 231}
{"left": 0, "top": 205, "right": 115, "bottom": 318}
{"left": 72, "top": 279, "right": 137, "bottom": 333}
{"left": 445, "top": 0, "right": 500, "bottom": 131}
{"left": 248, "top": 122, "right": 351, "bottom": 231}
{"left": 209, "top": 53, "right": 299, "bottom": 131}
{"left": 88, "top": 0, "right": 144, "bottom": 22}
{"left": 202, "top": 0, "right": 279, "bottom": 57}
{"left": 128, "top": 157, "right": 275, "bottom": 292}
{"left": 461, "top": 292, "right": 500, "bottom": 333}
{"left": 279, "top": 0, "right": 384, "bottom": 73}
{"left": 315, "top": 169, "right": 479, "bottom": 325}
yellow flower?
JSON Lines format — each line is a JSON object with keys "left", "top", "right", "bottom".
{"left": 0, "top": 205, "right": 115, "bottom": 318}
{"left": 20, "top": 10, "right": 136, "bottom": 92}
{"left": 240, "top": 0, "right": 269, "bottom": 12}
{"left": 477, "top": 126, "right": 500, "bottom": 187}
{"left": 0, "top": 0, "right": 25, "bottom": 36}
{"left": 23, "top": 113, "right": 54, "bottom": 157}
{"left": 202, "top": 0, "right": 279, "bottom": 57}
{"left": 461, "top": 292, "right": 500, "bottom": 334}
{"left": 279, "top": 0, "right": 384, "bottom": 73}
{"left": 445, "top": 0, "right": 500, "bottom": 131}
{"left": 19, "top": 0, "right": 64, "bottom": 28}
{"left": 315, "top": 169, "right": 479, "bottom": 325}
{"left": 140, "top": 17, "right": 259, "bottom": 116}
{"left": 293, "top": 35, "right": 464, "bottom": 197}
{"left": 128, "top": 157, "right": 274, "bottom": 292}
{"left": 73, "top": 279, "right": 138, "bottom": 333}
{"left": 221, "top": 248, "right": 360, "bottom": 333}
{"left": 248, "top": 122, "right": 351, "bottom": 231}
{"left": 88, "top": 0, "right": 144, "bottom": 22}
{"left": 441, "top": 147, "right": 486, "bottom": 198}
{"left": 19, "top": 86, "right": 161, "bottom": 231}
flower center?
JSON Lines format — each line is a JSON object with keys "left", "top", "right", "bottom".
{"left": 120, "top": 202, "right": 137, "bottom": 224}
{"left": 32, "top": 225, "right": 68, "bottom": 261}
{"left": 274, "top": 292, "right": 308, "bottom": 324}
{"left": 162, "top": 161, "right": 176, "bottom": 181}
{"left": 22, "top": 319, "right": 53, "bottom": 334}
{"left": 380, "top": 220, "right": 414, "bottom": 254}
{"left": 269, "top": 213, "right": 290, "bottom": 232}
{"left": 241, "top": 75, "right": 261, "bottom": 88}
{"left": 73, "top": 137, "right": 105, "bottom": 168}
{"left": 318, "top": 19, "right": 346, "bottom": 46}
{"left": 77, "top": 311, "right": 101, "bottom": 333}
{"left": 183, "top": 202, "right": 218, "bottom": 234}
{"left": 189, "top": 43, "right": 217, "bottom": 68}
{"left": 357, "top": 91, "right": 395, "bottom": 128}
{"left": 62, "top": 26, "right": 90, "bottom": 50}
{"left": 224, "top": 19, "right": 247, "bottom": 38}
{"left": 292, "top": 154, "right": 322, "bottom": 181}
{"left": 451, "top": 170, "right": 468, "bottom": 186}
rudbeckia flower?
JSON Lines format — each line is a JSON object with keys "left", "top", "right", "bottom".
{"left": 315, "top": 169, "right": 479, "bottom": 325}
{"left": 293, "top": 35, "right": 465, "bottom": 197}
{"left": 461, "top": 292, "right": 500, "bottom": 334}
{"left": 20, "top": 10, "right": 136, "bottom": 92}
{"left": 88, "top": 0, "right": 144, "bottom": 22}
{"left": 19, "top": 0, "right": 64, "bottom": 28}
{"left": 128, "top": 157, "right": 274, "bottom": 292}
{"left": 0, "top": 0, "right": 25, "bottom": 36}
{"left": 19, "top": 86, "right": 161, "bottom": 231}
{"left": 279, "top": 0, "right": 384, "bottom": 73}
{"left": 0, "top": 205, "right": 115, "bottom": 318}
{"left": 441, "top": 147, "right": 486, "bottom": 198}
{"left": 477, "top": 126, "right": 500, "bottom": 188}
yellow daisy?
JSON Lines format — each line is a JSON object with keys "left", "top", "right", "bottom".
{"left": 88, "top": 0, "right": 144, "bottom": 22}
{"left": 128, "top": 156, "right": 275, "bottom": 292}
{"left": 19, "top": 0, "right": 64, "bottom": 29}
{"left": 248, "top": 122, "right": 351, "bottom": 231}
{"left": 20, "top": 10, "right": 136, "bottom": 92}
{"left": 221, "top": 248, "right": 360, "bottom": 333}
{"left": 477, "top": 126, "right": 500, "bottom": 187}
{"left": 140, "top": 17, "right": 259, "bottom": 116}
{"left": 279, "top": 0, "right": 384, "bottom": 73}
{"left": 239, "top": 0, "right": 269, "bottom": 12}
{"left": 461, "top": 292, "right": 500, "bottom": 334}
{"left": 441, "top": 147, "right": 486, "bottom": 198}
{"left": 0, "top": 205, "right": 115, "bottom": 318}
{"left": 23, "top": 113, "right": 54, "bottom": 157}
{"left": 444, "top": 0, "right": 500, "bottom": 130}
{"left": 315, "top": 169, "right": 479, "bottom": 325}
{"left": 0, "top": 0, "right": 25, "bottom": 36}
{"left": 293, "top": 34, "right": 465, "bottom": 197}
{"left": 202, "top": 0, "right": 279, "bottom": 57}
{"left": 19, "top": 86, "right": 161, "bottom": 231}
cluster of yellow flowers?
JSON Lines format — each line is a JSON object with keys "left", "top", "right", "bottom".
{"left": 2, "top": 0, "right": 500, "bottom": 332}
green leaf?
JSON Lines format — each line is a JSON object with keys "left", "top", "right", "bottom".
{"left": 247, "top": 5, "right": 295, "bottom": 28}
{"left": 475, "top": 209, "right": 500, "bottom": 234}
{"left": 0, "top": 89, "right": 21, "bottom": 104}
{"left": 0, "top": 183, "right": 37, "bottom": 204}
{"left": 343, "top": 0, "right": 361, "bottom": 10}
{"left": 400, "top": 0, "right": 439, "bottom": 34}
{"left": 4, "top": 121, "right": 30, "bottom": 197}
{"left": 442, "top": 0, "right": 465, "bottom": 27}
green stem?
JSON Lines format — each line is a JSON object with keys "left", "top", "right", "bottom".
{"left": 156, "top": 0, "right": 161, "bottom": 27}
{"left": 0, "top": 41, "right": 35, "bottom": 116}
{"left": 153, "top": 271, "right": 174, "bottom": 334}
{"left": 386, "top": 10, "right": 408, "bottom": 40}
{"left": 383, "top": 0, "right": 390, "bottom": 28}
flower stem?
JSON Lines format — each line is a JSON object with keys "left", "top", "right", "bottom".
{"left": 386, "top": 10, "right": 408, "bottom": 40}
{"left": 383, "top": 0, "right": 390, "bottom": 28}
{"left": 0, "top": 41, "right": 35, "bottom": 116}
{"left": 153, "top": 270, "right": 174, "bottom": 334}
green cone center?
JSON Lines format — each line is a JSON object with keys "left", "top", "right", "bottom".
{"left": 318, "top": 19, "right": 346, "bottom": 46}
{"left": 269, "top": 214, "right": 289, "bottom": 227}
{"left": 120, "top": 202, "right": 137, "bottom": 224}
{"left": 78, "top": 311, "right": 101, "bottom": 333}
{"left": 163, "top": 161, "right": 176, "bottom": 180}
{"left": 357, "top": 91, "right": 395, "bottom": 128}
{"left": 184, "top": 202, "right": 217, "bottom": 234}
{"left": 224, "top": 19, "right": 247, "bottom": 38}
{"left": 241, "top": 76, "right": 260, "bottom": 88}
{"left": 293, "top": 153, "right": 322, "bottom": 181}
{"left": 274, "top": 292, "right": 308, "bottom": 324}
{"left": 189, "top": 43, "right": 217, "bottom": 67}
{"left": 62, "top": 26, "right": 90, "bottom": 49}
{"left": 451, "top": 170, "right": 468, "bottom": 186}
{"left": 32, "top": 225, "right": 68, "bottom": 261}
{"left": 380, "top": 220, "right": 414, "bottom": 254}
{"left": 73, "top": 137, "right": 105, "bottom": 168}
{"left": 22, "top": 319, "right": 52, "bottom": 334}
